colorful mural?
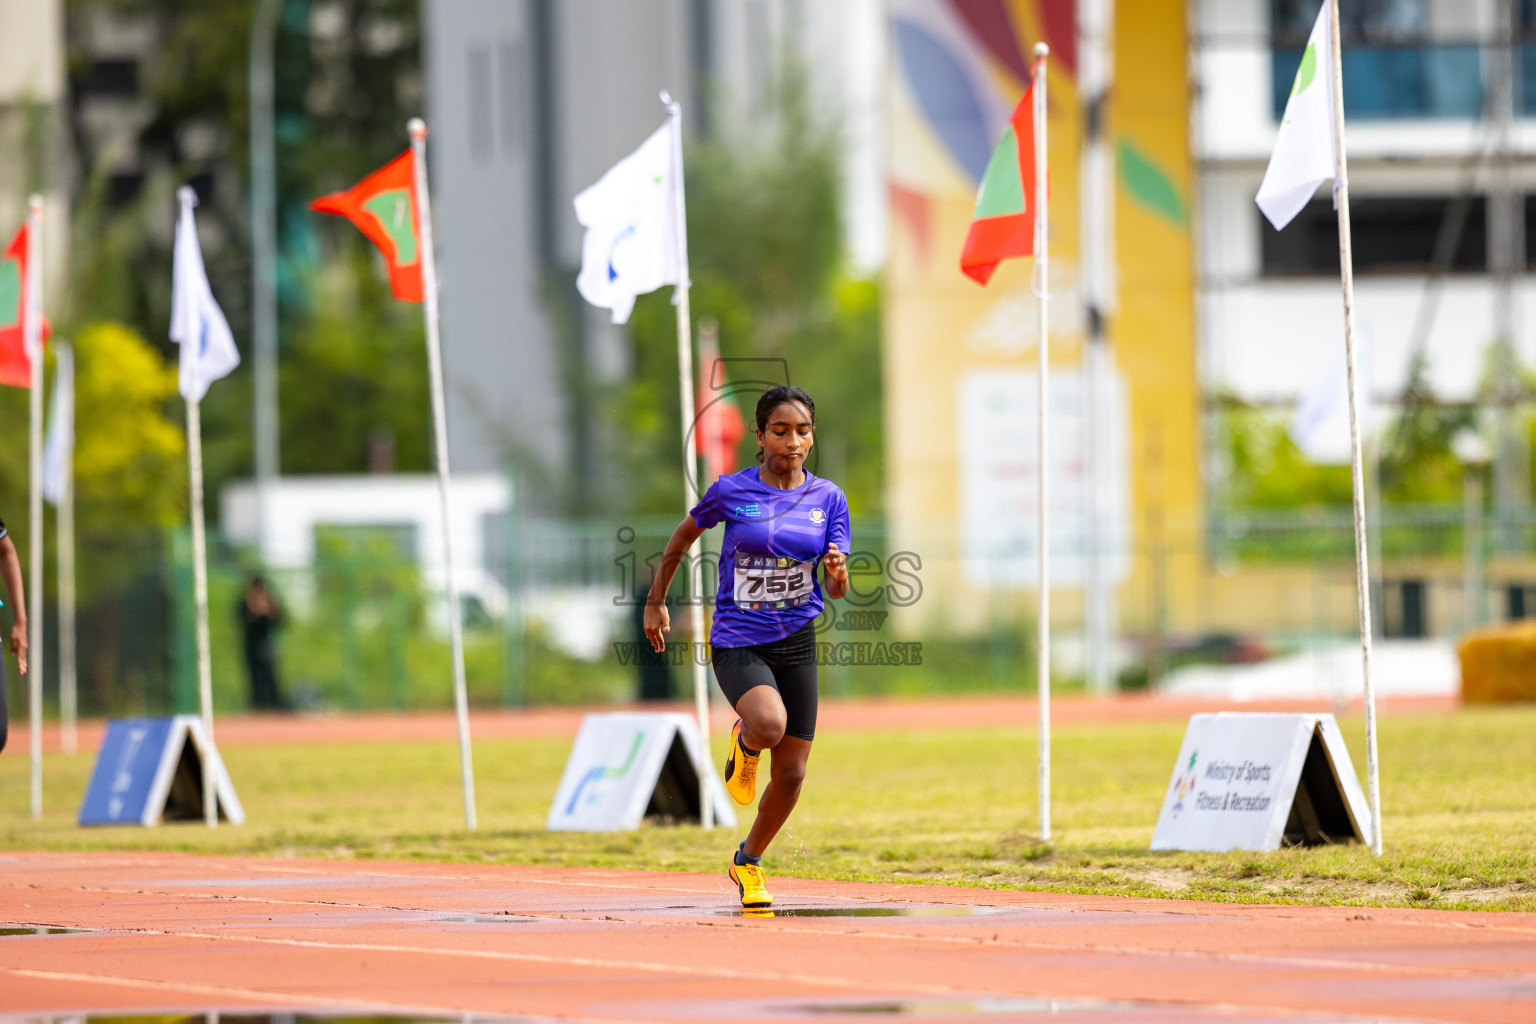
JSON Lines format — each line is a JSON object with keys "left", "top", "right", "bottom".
{"left": 884, "top": 0, "right": 1200, "bottom": 635}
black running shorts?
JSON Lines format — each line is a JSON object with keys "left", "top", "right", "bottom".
{"left": 711, "top": 621, "right": 819, "bottom": 742}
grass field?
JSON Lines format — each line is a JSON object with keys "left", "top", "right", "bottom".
{"left": 3, "top": 706, "right": 1534, "bottom": 912}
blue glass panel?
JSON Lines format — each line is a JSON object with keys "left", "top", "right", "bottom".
{"left": 1522, "top": 44, "right": 1536, "bottom": 113}
{"left": 1272, "top": 44, "right": 1483, "bottom": 120}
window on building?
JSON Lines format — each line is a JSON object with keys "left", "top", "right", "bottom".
{"left": 106, "top": 171, "right": 144, "bottom": 210}
{"left": 467, "top": 45, "right": 493, "bottom": 163}
{"left": 1271, "top": 0, "right": 1426, "bottom": 44}
{"left": 188, "top": 172, "right": 215, "bottom": 206}
{"left": 79, "top": 58, "right": 140, "bottom": 97}
{"left": 1261, "top": 195, "right": 1490, "bottom": 276}
{"left": 1270, "top": 1, "right": 1485, "bottom": 120}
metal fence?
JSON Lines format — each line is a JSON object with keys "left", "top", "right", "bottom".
{"left": 6, "top": 503, "right": 1530, "bottom": 719}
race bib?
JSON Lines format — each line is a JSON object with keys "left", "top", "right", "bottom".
{"left": 732, "top": 554, "right": 813, "bottom": 611}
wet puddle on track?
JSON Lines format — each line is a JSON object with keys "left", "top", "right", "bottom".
{"left": 720, "top": 905, "right": 1017, "bottom": 918}
{"left": 428, "top": 914, "right": 541, "bottom": 925}
{"left": 622, "top": 994, "right": 1435, "bottom": 1022}
{"left": 0, "top": 924, "right": 90, "bottom": 936}
{"left": 789, "top": 996, "right": 1208, "bottom": 1016}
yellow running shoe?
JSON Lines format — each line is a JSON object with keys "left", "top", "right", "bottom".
{"left": 729, "top": 856, "right": 774, "bottom": 909}
{"left": 724, "top": 719, "right": 760, "bottom": 805}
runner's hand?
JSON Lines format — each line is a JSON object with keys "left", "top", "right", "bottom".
{"left": 822, "top": 543, "right": 848, "bottom": 583}
{"left": 643, "top": 603, "right": 670, "bottom": 653}
{"left": 10, "top": 621, "right": 26, "bottom": 675}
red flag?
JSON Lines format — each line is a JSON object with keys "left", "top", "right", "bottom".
{"left": 960, "top": 83, "right": 1038, "bottom": 285}
{"left": 0, "top": 222, "right": 49, "bottom": 388}
{"left": 310, "top": 151, "right": 424, "bottom": 302}
{"left": 695, "top": 356, "right": 745, "bottom": 481}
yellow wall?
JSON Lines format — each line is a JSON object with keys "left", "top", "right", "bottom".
{"left": 884, "top": 0, "right": 1204, "bottom": 637}
{"left": 1112, "top": 0, "right": 1203, "bottom": 633}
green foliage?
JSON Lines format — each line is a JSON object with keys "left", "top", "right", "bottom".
{"left": 1220, "top": 404, "right": 1352, "bottom": 509}
{"left": 617, "top": 59, "right": 884, "bottom": 516}
{"left": 0, "top": 323, "right": 182, "bottom": 599}
{"left": 275, "top": 249, "right": 431, "bottom": 475}
{"left": 62, "top": 0, "right": 428, "bottom": 501}
{"left": 71, "top": 324, "right": 185, "bottom": 532}
{"left": 1380, "top": 351, "right": 1477, "bottom": 504}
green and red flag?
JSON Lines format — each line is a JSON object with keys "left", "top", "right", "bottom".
{"left": 960, "top": 82, "right": 1039, "bottom": 286}
{"left": 695, "top": 354, "right": 746, "bottom": 480}
{"left": 0, "top": 221, "right": 49, "bottom": 388}
{"left": 310, "top": 151, "right": 424, "bottom": 302}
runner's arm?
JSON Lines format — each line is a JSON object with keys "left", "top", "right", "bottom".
{"left": 822, "top": 543, "right": 850, "bottom": 601}
{"left": 0, "top": 535, "right": 27, "bottom": 674}
{"left": 643, "top": 516, "right": 707, "bottom": 652}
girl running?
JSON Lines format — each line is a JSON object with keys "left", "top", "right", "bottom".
{"left": 0, "top": 516, "right": 29, "bottom": 753}
{"left": 645, "top": 385, "right": 849, "bottom": 908}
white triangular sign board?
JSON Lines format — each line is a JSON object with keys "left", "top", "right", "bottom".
{"left": 548, "top": 712, "right": 737, "bottom": 831}
{"left": 1151, "top": 713, "right": 1370, "bottom": 852}
{"left": 79, "top": 715, "right": 244, "bottom": 827}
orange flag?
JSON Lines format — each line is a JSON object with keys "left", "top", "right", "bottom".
{"left": 959, "top": 82, "right": 1038, "bottom": 286}
{"left": 311, "top": 151, "right": 424, "bottom": 302}
{"left": 695, "top": 358, "right": 745, "bottom": 480}
{"left": 0, "top": 222, "right": 49, "bottom": 388}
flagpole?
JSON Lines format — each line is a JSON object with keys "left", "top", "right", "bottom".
{"left": 408, "top": 118, "right": 478, "bottom": 832}
{"left": 173, "top": 186, "right": 220, "bottom": 829}
{"left": 1032, "top": 45, "right": 1052, "bottom": 843}
{"left": 1327, "top": 0, "right": 1381, "bottom": 855}
{"left": 661, "top": 91, "right": 713, "bottom": 830}
{"left": 186, "top": 392, "right": 217, "bottom": 828}
{"left": 1080, "top": 0, "right": 1116, "bottom": 698}
{"left": 249, "top": 0, "right": 282, "bottom": 562}
{"left": 25, "top": 195, "right": 43, "bottom": 821}
{"left": 56, "top": 342, "right": 76, "bottom": 755}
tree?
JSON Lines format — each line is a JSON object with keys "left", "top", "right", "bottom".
{"left": 62, "top": 0, "right": 429, "bottom": 504}
{"left": 615, "top": 60, "right": 884, "bottom": 517}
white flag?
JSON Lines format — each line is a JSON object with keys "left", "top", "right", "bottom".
{"left": 1256, "top": 0, "right": 1338, "bottom": 231}
{"left": 41, "top": 341, "right": 72, "bottom": 506}
{"left": 574, "top": 119, "right": 687, "bottom": 325}
{"left": 170, "top": 186, "right": 240, "bottom": 403}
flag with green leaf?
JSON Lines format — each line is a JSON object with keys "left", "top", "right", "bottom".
{"left": 311, "top": 151, "right": 424, "bottom": 302}
{"left": 1256, "top": 0, "right": 1337, "bottom": 230}
{"left": 0, "top": 221, "right": 49, "bottom": 388}
{"left": 960, "top": 80, "right": 1038, "bottom": 285}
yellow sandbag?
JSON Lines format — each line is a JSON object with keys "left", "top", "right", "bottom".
{"left": 1459, "top": 621, "right": 1536, "bottom": 704}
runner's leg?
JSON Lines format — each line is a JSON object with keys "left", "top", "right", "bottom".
{"left": 742, "top": 736, "right": 812, "bottom": 858}
{"left": 733, "top": 681, "right": 788, "bottom": 752}
{"left": 741, "top": 641, "right": 817, "bottom": 858}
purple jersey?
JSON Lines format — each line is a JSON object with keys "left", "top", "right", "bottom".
{"left": 689, "top": 467, "right": 851, "bottom": 648}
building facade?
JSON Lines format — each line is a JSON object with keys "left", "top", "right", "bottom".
{"left": 423, "top": 0, "right": 886, "bottom": 511}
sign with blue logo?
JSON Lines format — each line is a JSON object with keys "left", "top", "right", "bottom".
{"left": 1151, "top": 713, "right": 1369, "bottom": 852}
{"left": 79, "top": 716, "right": 245, "bottom": 827}
{"left": 547, "top": 712, "right": 736, "bottom": 831}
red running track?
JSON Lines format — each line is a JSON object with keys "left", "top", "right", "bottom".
{"left": 0, "top": 850, "right": 1531, "bottom": 1023}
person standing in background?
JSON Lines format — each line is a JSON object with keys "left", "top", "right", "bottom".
{"left": 0, "top": 516, "right": 28, "bottom": 752}
{"left": 632, "top": 569, "right": 675, "bottom": 702}
{"left": 238, "top": 575, "right": 286, "bottom": 711}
